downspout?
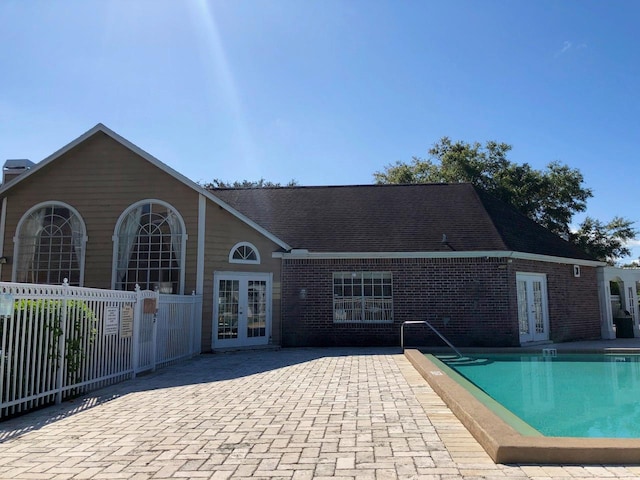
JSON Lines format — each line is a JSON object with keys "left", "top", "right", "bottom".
{"left": 280, "top": 253, "right": 286, "bottom": 347}
{"left": 273, "top": 249, "right": 291, "bottom": 347}
{"left": 504, "top": 255, "right": 516, "bottom": 345}
{"left": 0, "top": 197, "right": 6, "bottom": 280}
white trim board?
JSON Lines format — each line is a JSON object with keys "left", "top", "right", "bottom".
{"left": 273, "top": 249, "right": 605, "bottom": 267}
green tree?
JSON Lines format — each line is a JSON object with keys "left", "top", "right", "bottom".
{"left": 571, "top": 217, "right": 637, "bottom": 265}
{"left": 202, "top": 178, "right": 298, "bottom": 189}
{"left": 374, "top": 137, "right": 591, "bottom": 237}
{"left": 375, "top": 137, "right": 637, "bottom": 263}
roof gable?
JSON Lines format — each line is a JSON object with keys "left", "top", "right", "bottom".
{"left": 0, "top": 124, "right": 290, "bottom": 250}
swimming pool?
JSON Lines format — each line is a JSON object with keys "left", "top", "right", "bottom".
{"left": 404, "top": 349, "right": 640, "bottom": 464}
{"left": 437, "top": 353, "right": 640, "bottom": 438}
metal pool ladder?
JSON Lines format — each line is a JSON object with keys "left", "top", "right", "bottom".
{"left": 401, "top": 320, "right": 464, "bottom": 358}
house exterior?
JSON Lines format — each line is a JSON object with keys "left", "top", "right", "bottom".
{"left": 214, "top": 185, "right": 604, "bottom": 347}
{"left": 0, "top": 124, "right": 607, "bottom": 351}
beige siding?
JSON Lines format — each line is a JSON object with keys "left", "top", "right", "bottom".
{"left": 202, "top": 203, "right": 283, "bottom": 350}
{"left": 1, "top": 132, "right": 199, "bottom": 292}
{"left": 0, "top": 131, "right": 284, "bottom": 352}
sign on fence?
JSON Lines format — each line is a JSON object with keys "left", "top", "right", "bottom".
{"left": 120, "top": 305, "right": 134, "bottom": 338}
{"left": 104, "top": 306, "right": 120, "bottom": 335}
{"left": 143, "top": 298, "right": 157, "bottom": 313}
{"left": 0, "top": 293, "right": 14, "bottom": 316}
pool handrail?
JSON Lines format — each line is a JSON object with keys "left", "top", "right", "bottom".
{"left": 401, "top": 320, "right": 464, "bottom": 358}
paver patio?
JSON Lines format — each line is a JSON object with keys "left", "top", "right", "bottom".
{"left": 1, "top": 348, "right": 639, "bottom": 479}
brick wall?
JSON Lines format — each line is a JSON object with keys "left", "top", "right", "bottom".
{"left": 281, "top": 257, "right": 602, "bottom": 347}
{"left": 510, "top": 260, "right": 601, "bottom": 343}
{"left": 281, "top": 257, "right": 515, "bottom": 347}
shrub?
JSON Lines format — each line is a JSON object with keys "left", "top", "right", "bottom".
{"left": 1, "top": 299, "right": 97, "bottom": 402}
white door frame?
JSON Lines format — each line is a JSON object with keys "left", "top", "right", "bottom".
{"left": 517, "top": 272, "right": 550, "bottom": 344}
{"left": 212, "top": 271, "right": 272, "bottom": 349}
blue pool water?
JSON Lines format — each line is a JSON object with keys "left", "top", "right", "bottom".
{"left": 437, "top": 353, "right": 640, "bottom": 438}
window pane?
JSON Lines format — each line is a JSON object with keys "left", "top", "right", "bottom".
{"left": 230, "top": 243, "right": 260, "bottom": 264}
{"left": 16, "top": 205, "right": 83, "bottom": 286}
{"left": 333, "top": 272, "right": 392, "bottom": 324}
{"left": 116, "top": 202, "right": 183, "bottom": 293}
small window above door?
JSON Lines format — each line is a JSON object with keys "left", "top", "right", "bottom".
{"left": 229, "top": 242, "right": 260, "bottom": 264}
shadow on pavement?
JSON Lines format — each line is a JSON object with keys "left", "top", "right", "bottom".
{"left": 0, "top": 346, "right": 400, "bottom": 443}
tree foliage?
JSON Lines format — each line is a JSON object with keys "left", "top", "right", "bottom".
{"left": 571, "top": 216, "right": 637, "bottom": 265}
{"left": 374, "top": 137, "right": 592, "bottom": 237}
{"left": 374, "top": 137, "right": 637, "bottom": 263}
{"left": 202, "top": 178, "right": 298, "bottom": 189}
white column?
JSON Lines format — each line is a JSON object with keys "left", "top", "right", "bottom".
{"left": 195, "top": 194, "right": 206, "bottom": 353}
{"left": 621, "top": 272, "right": 640, "bottom": 338}
{"left": 132, "top": 285, "right": 142, "bottom": 378}
{"left": 597, "top": 267, "right": 615, "bottom": 339}
{"left": 632, "top": 283, "right": 640, "bottom": 338}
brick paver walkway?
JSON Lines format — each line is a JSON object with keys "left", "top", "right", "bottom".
{"left": 1, "top": 348, "right": 639, "bottom": 479}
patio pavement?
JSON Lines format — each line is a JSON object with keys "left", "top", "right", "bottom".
{"left": 1, "top": 345, "right": 640, "bottom": 479}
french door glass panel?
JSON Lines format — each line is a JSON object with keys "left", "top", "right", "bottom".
{"left": 532, "top": 281, "right": 545, "bottom": 335}
{"left": 517, "top": 280, "right": 530, "bottom": 336}
{"left": 214, "top": 273, "right": 270, "bottom": 348}
{"left": 517, "top": 273, "right": 549, "bottom": 344}
{"left": 247, "top": 280, "right": 267, "bottom": 338}
{"left": 217, "top": 279, "right": 239, "bottom": 340}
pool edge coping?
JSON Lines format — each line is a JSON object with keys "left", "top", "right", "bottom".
{"left": 405, "top": 349, "right": 640, "bottom": 465}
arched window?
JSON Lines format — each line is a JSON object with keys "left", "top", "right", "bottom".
{"left": 113, "top": 200, "right": 186, "bottom": 294}
{"left": 229, "top": 242, "right": 260, "bottom": 264}
{"left": 13, "top": 202, "right": 87, "bottom": 286}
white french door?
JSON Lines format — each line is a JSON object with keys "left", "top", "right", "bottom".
{"left": 517, "top": 273, "right": 549, "bottom": 344}
{"left": 213, "top": 272, "right": 272, "bottom": 348}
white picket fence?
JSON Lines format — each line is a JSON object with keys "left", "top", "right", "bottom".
{"left": 0, "top": 281, "right": 202, "bottom": 419}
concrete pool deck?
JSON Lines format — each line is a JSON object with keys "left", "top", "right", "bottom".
{"left": 0, "top": 345, "right": 639, "bottom": 479}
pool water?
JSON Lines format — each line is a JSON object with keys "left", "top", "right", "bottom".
{"left": 437, "top": 353, "right": 640, "bottom": 438}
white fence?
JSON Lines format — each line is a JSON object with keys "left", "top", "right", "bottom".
{"left": 0, "top": 281, "right": 202, "bottom": 419}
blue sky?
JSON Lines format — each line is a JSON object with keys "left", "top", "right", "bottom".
{"left": 1, "top": 1, "right": 639, "bottom": 261}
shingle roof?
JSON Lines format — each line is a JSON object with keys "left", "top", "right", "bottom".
{"left": 211, "top": 183, "right": 595, "bottom": 260}
{"left": 474, "top": 188, "right": 595, "bottom": 260}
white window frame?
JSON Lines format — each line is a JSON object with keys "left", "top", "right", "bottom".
{"left": 333, "top": 272, "right": 393, "bottom": 323}
{"left": 229, "top": 241, "right": 261, "bottom": 265}
{"left": 111, "top": 199, "right": 187, "bottom": 294}
{"left": 212, "top": 271, "right": 272, "bottom": 349}
{"left": 13, "top": 201, "right": 87, "bottom": 286}
{"left": 517, "top": 272, "right": 550, "bottom": 344}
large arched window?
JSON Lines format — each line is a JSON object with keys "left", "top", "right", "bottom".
{"left": 13, "top": 202, "right": 87, "bottom": 286}
{"left": 113, "top": 200, "right": 186, "bottom": 294}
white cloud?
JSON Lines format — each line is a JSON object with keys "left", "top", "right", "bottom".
{"left": 555, "top": 40, "right": 572, "bottom": 57}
